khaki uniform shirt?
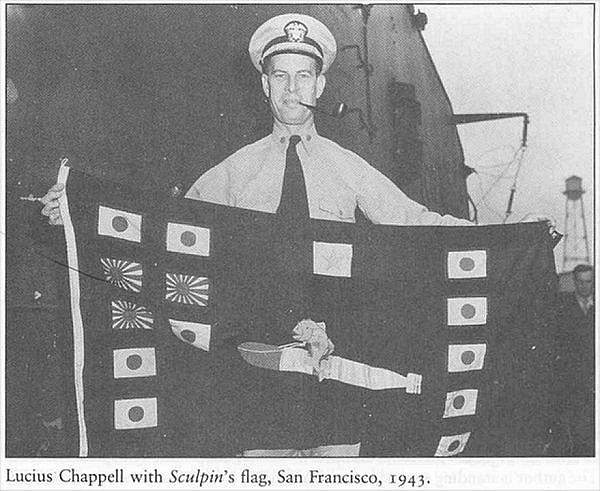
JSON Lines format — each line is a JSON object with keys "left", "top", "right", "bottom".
{"left": 186, "top": 124, "right": 471, "bottom": 226}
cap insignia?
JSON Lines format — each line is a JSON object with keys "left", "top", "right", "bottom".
{"left": 284, "top": 21, "right": 308, "bottom": 43}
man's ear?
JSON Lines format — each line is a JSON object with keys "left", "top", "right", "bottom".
{"left": 316, "top": 74, "right": 326, "bottom": 99}
{"left": 261, "top": 73, "right": 270, "bottom": 98}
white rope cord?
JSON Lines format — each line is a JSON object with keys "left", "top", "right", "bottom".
{"left": 57, "top": 158, "right": 88, "bottom": 457}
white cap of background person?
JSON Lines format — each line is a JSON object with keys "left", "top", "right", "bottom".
{"left": 249, "top": 13, "right": 337, "bottom": 74}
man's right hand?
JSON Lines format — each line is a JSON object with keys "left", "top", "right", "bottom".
{"left": 40, "top": 183, "right": 65, "bottom": 226}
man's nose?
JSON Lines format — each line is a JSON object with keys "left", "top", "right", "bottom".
{"left": 286, "top": 76, "right": 297, "bottom": 93}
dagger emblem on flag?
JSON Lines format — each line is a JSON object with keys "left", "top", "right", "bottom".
{"left": 237, "top": 342, "right": 422, "bottom": 393}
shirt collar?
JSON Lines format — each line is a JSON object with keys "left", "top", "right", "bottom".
{"left": 576, "top": 294, "right": 594, "bottom": 310}
{"left": 270, "top": 120, "right": 318, "bottom": 146}
{"left": 580, "top": 294, "right": 593, "bottom": 305}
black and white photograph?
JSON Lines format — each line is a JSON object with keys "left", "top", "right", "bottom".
{"left": 2, "top": 1, "right": 598, "bottom": 489}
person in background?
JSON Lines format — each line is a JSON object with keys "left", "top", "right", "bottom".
{"left": 554, "top": 264, "right": 595, "bottom": 456}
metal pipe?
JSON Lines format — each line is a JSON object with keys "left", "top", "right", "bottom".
{"left": 360, "top": 6, "right": 375, "bottom": 143}
{"left": 451, "top": 112, "right": 529, "bottom": 124}
{"left": 451, "top": 112, "right": 529, "bottom": 147}
{"left": 580, "top": 194, "right": 590, "bottom": 263}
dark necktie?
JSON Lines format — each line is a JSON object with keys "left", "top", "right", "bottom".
{"left": 277, "top": 135, "right": 309, "bottom": 220}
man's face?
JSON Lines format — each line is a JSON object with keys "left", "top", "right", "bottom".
{"left": 261, "top": 53, "right": 326, "bottom": 126}
{"left": 574, "top": 270, "right": 594, "bottom": 298}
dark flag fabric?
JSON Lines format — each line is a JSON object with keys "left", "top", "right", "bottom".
{"left": 58, "top": 164, "right": 559, "bottom": 457}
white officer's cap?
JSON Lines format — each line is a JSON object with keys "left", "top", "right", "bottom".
{"left": 249, "top": 13, "right": 337, "bottom": 74}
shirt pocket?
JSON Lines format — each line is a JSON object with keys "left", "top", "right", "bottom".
{"left": 318, "top": 197, "right": 355, "bottom": 221}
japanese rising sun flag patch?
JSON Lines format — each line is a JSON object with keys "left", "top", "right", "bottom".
{"left": 111, "top": 300, "right": 153, "bottom": 330}
{"left": 165, "top": 273, "right": 210, "bottom": 306}
{"left": 57, "top": 163, "right": 559, "bottom": 457}
{"left": 100, "top": 258, "right": 143, "bottom": 293}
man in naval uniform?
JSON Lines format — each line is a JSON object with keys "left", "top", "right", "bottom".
{"left": 185, "top": 13, "right": 472, "bottom": 457}
{"left": 185, "top": 14, "right": 471, "bottom": 228}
